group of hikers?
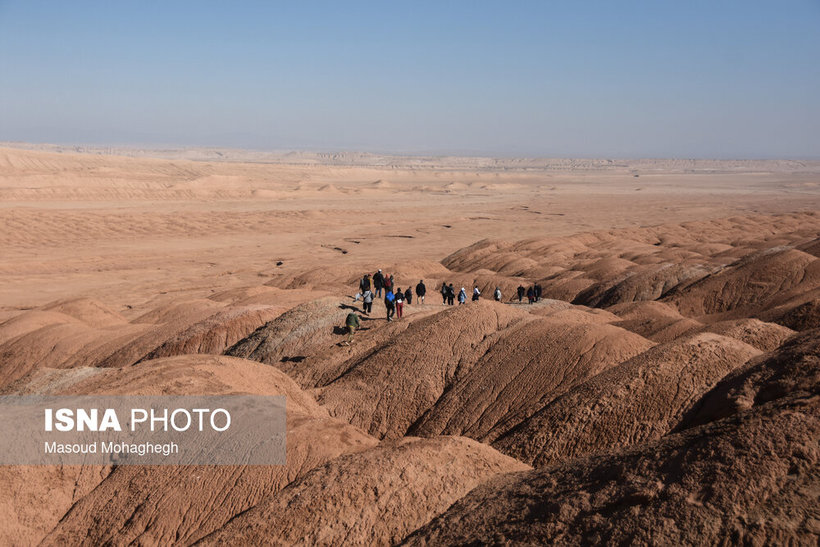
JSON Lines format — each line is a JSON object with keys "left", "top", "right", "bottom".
{"left": 438, "top": 283, "right": 498, "bottom": 305}
{"left": 436, "top": 282, "right": 543, "bottom": 305}
{"left": 343, "top": 269, "right": 545, "bottom": 344}
{"left": 518, "top": 283, "right": 543, "bottom": 304}
{"left": 354, "top": 269, "right": 427, "bottom": 322}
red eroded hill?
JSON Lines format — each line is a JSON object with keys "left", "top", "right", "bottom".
{"left": 402, "top": 331, "right": 820, "bottom": 545}
{"left": 1, "top": 209, "right": 818, "bottom": 545}
{"left": 493, "top": 333, "right": 760, "bottom": 467}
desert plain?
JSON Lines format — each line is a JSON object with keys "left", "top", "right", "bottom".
{"left": 1, "top": 143, "right": 819, "bottom": 544}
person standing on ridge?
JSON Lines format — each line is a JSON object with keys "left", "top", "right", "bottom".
{"left": 343, "top": 311, "right": 360, "bottom": 345}
{"left": 472, "top": 286, "right": 481, "bottom": 302}
{"left": 384, "top": 288, "right": 396, "bottom": 321}
{"left": 534, "top": 283, "right": 542, "bottom": 302}
{"left": 362, "top": 289, "right": 374, "bottom": 314}
{"left": 441, "top": 282, "right": 448, "bottom": 304}
{"left": 527, "top": 286, "right": 535, "bottom": 304}
{"left": 517, "top": 285, "right": 525, "bottom": 302}
{"left": 447, "top": 283, "right": 456, "bottom": 306}
{"left": 395, "top": 288, "right": 405, "bottom": 319}
{"left": 458, "top": 287, "right": 467, "bottom": 305}
{"left": 405, "top": 286, "right": 413, "bottom": 305}
{"left": 494, "top": 287, "right": 502, "bottom": 301}
{"left": 416, "top": 280, "right": 426, "bottom": 304}
{"left": 373, "top": 269, "right": 384, "bottom": 297}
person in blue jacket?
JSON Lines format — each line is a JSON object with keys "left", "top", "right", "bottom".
{"left": 384, "top": 289, "right": 395, "bottom": 321}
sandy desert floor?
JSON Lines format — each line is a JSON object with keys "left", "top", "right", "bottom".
{"left": 1, "top": 145, "right": 819, "bottom": 544}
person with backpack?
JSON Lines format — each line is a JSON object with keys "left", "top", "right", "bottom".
{"left": 359, "top": 273, "right": 371, "bottom": 293}
{"left": 395, "top": 288, "right": 405, "bottom": 319}
{"left": 527, "top": 286, "right": 535, "bottom": 304}
{"left": 494, "top": 287, "right": 502, "bottom": 301}
{"left": 362, "top": 289, "right": 374, "bottom": 314}
{"left": 405, "top": 286, "right": 413, "bottom": 305}
{"left": 458, "top": 287, "right": 467, "bottom": 305}
{"left": 416, "top": 280, "right": 426, "bottom": 304}
{"left": 517, "top": 285, "right": 525, "bottom": 302}
{"left": 441, "top": 282, "right": 448, "bottom": 304}
{"left": 343, "top": 311, "right": 360, "bottom": 345}
{"left": 447, "top": 283, "right": 456, "bottom": 306}
{"left": 384, "top": 289, "right": 396, "bottom": 321}
{"left": 373, "top": 269, "right": 384, "bottom": 297}
{"left": 383, "top": 274, "right": 393, "bottom": 293}
{"left": 472, "top": 286, "right": 481, "bottom": 302}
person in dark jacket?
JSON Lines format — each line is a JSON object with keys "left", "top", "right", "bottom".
{"left": 472, "top": 286, "right": 480, "bottom": 302}
{"left": 359, "top": 274, "right": 371, "bottom": 293}
{"left": 373, "top": 269, "right": 384, "bottom": 297}
{"left": 405, "top": 286, "right": 413, "bottom": 305}
{"left": 441, "top": 282, "right": 448, "bottom": 304}
{"left": 517, "top": 285, "right": 525, "bottom": 302}
{"left": 384, "top": 289, "right": 395, "bottom": 321}
{"left": 447, "top": 283, "right": 455, "bottom": 306}
{"left": 395, "top": 288, "right": 405, "bottom": 318}
{"left": 416, "top": 280, "right": 426, "bottom": 304}
{"left": 527, "top": 286, "right": 535, "bottom": 304}
{"left": 494, "top": 287, "right": 502, "bottom": 301}
{"left": 534, "top": 283, "right": 542, "bottom": 302}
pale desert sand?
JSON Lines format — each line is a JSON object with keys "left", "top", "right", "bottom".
{"left": 2, "top": 145, "right": 818, "bottom": 313}
{"left": 1, "top": 145, "right": 819, "bottom": 545}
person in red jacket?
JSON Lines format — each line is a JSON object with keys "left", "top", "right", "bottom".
{"left": 395, "top": 288, "right": 405, "bottom": 318}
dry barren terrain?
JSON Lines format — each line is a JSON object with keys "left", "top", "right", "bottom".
{"left": 1, "top": 145, "right": 819, "bottom": 545}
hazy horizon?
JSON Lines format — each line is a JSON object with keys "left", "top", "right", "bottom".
{"left": 6, "top": 140, "right": 820, "bottom": 163}
{"left": 1, "top": 1, "right": 819, "bottom": 160}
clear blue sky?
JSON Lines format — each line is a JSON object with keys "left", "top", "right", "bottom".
{"left": 1, "top": 1, "right": 818, "bottom": 158}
